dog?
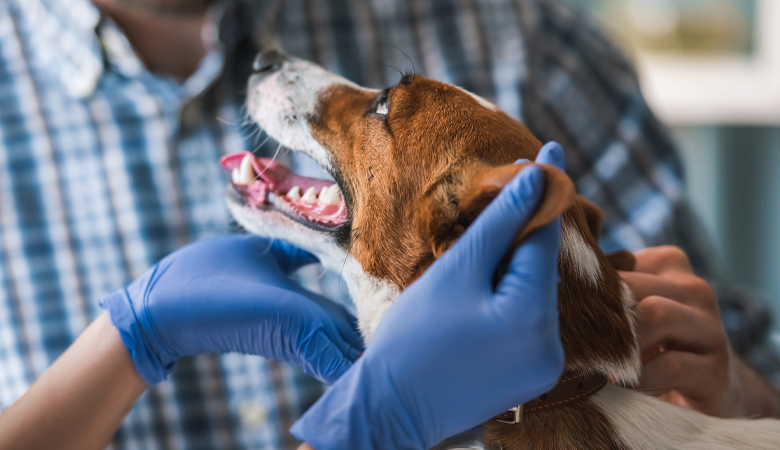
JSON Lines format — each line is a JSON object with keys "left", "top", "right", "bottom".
{"left": 222, "top": 49, "right": 780, "bottom": 449}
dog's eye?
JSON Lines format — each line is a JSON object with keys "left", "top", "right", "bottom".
{"left": 376, "top": 100, "right": 388, "bottom": 115}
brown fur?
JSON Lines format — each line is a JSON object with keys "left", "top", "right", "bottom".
{"left": 310, "top": 75, "right": 638, "bottom": 448}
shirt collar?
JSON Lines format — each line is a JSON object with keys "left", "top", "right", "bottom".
{"left": 14, "top": 0, "right": 104, "bottom": 98}
{"left": 15, "top": 0, "right": 228, "bottom": 100}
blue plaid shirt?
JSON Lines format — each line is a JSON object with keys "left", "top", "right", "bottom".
{"left": 1, "top": 0, "right": 777, "bottom": 449}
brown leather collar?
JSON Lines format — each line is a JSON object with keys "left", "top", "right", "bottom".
{"left": 494, "top": 372, "right": 608, "bottom": 424}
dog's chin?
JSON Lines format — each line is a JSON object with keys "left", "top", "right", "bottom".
{"left": 226, "top": 188, "right": 400, "bottom": 341}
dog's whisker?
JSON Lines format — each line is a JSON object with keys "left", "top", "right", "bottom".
{"left": 385, "top": 64, "right": 404, "bottom": 78}
{"left": 255, "top": 128, "right": 267, "bottom": 145}
{"left": 382, "top": 40, "right": 416, "bottom": 75}
{"left": 255, "top": 237, "right": 275, "bottom": 257}
{"left": 253, "top": 140, "right": 283, "bottom": 181}
{"left": 252, "top": 123, "right": 289, "bottom": 180}
{"left": 251, "top": 134, "right": 273, "bottom": 154}
{"left": 241, "top": 125, "right": 262, "bottom": 142}
{"left": 338, "top": 229, "right": 360, "bottom": 297}
{"left": 216, "top": 115, "right": 243, "bottom": 126}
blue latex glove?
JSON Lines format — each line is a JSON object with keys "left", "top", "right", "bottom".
{"left": 291, "top": 142, "right": 567, "bottom": 450}
{"left": 101, "top": 234, "right": 364, "bottom": 386}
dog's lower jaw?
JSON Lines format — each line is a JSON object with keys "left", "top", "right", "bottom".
{"left": 227, "top": 195, "right": 399, "bottom": 340}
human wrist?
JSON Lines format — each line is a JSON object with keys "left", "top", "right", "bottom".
{"left": 729, "top": 354, "right": 780, "bottom": 418}
{"left": 101, "top": 288, "right": 174, "bottom": 386}
{"left": 290, "top": 357, "right": 426, "bottom": 450}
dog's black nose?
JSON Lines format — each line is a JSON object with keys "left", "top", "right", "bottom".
{"left": 252, "top": 49, "right": 288, "bottom": 74}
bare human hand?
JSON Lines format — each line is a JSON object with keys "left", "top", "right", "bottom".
{"left": 621, "top": 246, "right": 780, "bottom": 418}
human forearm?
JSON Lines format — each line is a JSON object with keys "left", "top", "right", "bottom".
{"left": 0, "top": 312, "right": 147, "bottom": 450}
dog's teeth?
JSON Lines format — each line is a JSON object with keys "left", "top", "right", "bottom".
{"left": 238, "top": 154, "right": 255, "bottom": 185}
{"left": 319, "top": 184, "right": 342, "bottom": 205}
{"left": 302, "top": 187, "right": 318, "bottom": 203}
{"left": 231, "top": 168, "right": 240, "bottom": 184}
{"left": 331, "top": 185, "right": 343, "bottom": 204}
{"left": 287, "top": 186, "right": 301, "bottom": 200}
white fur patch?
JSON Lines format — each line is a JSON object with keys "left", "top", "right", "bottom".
{"left": 560, "top": 222, "right": 602, "bottom": 286}
{"left": 246, "top": 56, "right": 377, "bottom": 176}
{"left": 592, "top": 385, "right": 780, "bottom": 449}
{"left": 576, "top": 281, "right": 640, "bottom": 387}
{"left": 614, "top": 281, "right": 640, "bottom": 385}
{"left": 454, "top": 85, "right": 499, "bottom": 111}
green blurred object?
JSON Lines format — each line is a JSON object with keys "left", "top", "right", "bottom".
{"left": 565, "top": 0, "right": 756, "bottom": 56}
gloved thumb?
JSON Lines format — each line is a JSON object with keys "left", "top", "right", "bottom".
{"left": 536, "top": 141, "right": 566, "bottom": 171}
{"left": 495, "top": 219, "right": 561, "bottom": 318}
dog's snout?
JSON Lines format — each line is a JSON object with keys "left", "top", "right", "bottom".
{"left": 252, "top": 49, "right": 289, "bottom": 75}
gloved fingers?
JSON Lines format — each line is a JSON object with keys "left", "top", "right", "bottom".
{"left": 338, "top": 318, "right": 365, "bottom": 354}
{"left": 300, "top": 292, "right": 365, "bottom": 352}
{"left": 324, "top": 306, "right": 365, "bottom": 355}
{"left": 535, "top": 141, "right": 566, "bottom": 171}
{"left": 269, "top": 239, "right": 320, "bottom": 275}
{"left": 495, "top": 219, "right": 562, "bottom": 320}
{"left": 300, "top": 330, "right": 358, "bottom": 385}
{"left": 439, "top": 166, "right": 544, "bottom": 285}
{"left": 325, "top": 320, "right": 365, "bottom": 363}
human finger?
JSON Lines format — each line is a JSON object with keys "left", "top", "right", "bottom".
{"left": 620, "top": 271, "right": 716, "bottom": 312}
{"left": 633, "top": 246, "right": 694, "bottom": 275}
{"left": 635, "top": 295, "right": 723, "bottom": 359}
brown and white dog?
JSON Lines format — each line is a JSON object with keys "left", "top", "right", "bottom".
{"left": 222, "top": 49, "right": 780, "bottom": 449}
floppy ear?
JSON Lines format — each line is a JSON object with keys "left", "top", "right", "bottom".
{"left": 577, "top": 195, "right": 604, "bottom": 241}
{"left": 577, "top": 195, "right": 637, "bottom": 271}
{"left": 415, "top": 161, "right": 576, "bottom": 259}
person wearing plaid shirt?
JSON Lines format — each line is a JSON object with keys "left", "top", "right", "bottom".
{"left": 1, "top": 0, "right": 778, "bottom": 448}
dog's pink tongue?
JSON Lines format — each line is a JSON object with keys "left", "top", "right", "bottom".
{"left": 220, "top": 152, "right": 333, "bottom": 193}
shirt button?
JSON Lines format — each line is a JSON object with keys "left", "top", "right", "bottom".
{"left": 181, "top": 101, "right": 204, "bottom": 129}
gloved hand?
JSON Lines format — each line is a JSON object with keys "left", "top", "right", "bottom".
{"left": 101, "top": 234, "right": 363, "bottom": 386}
{"left": 291, "top": 143, "right": 567, "bottom": 450}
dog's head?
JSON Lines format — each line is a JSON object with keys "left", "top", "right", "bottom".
{"left": 224, "top": 50, "right": 640, "bottom": 385}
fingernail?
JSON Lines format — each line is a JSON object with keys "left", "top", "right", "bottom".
{"left": 515, "top": 158, "right": 530, "bottom": 164}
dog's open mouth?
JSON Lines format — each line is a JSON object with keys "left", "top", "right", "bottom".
{"left": 221, "top": 152, "right": 348, "bottom": 229}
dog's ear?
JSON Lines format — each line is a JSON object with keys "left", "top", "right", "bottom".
{"left": 577, "top": 195, "right": 637, "bottom": 271}
{"left": 415, "top": 162, "right": 576, "bottom": 259}
{"left": 577, "top": 195, "right": 604, "bottom": 241}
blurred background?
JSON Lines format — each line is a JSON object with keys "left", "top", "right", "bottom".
{"left": 566, "top": 0, "right": 780, "bottom": 337}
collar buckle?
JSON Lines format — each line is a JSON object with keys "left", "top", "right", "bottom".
{"left": 495, "top": 405, "right": 523, "bottom": 424}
